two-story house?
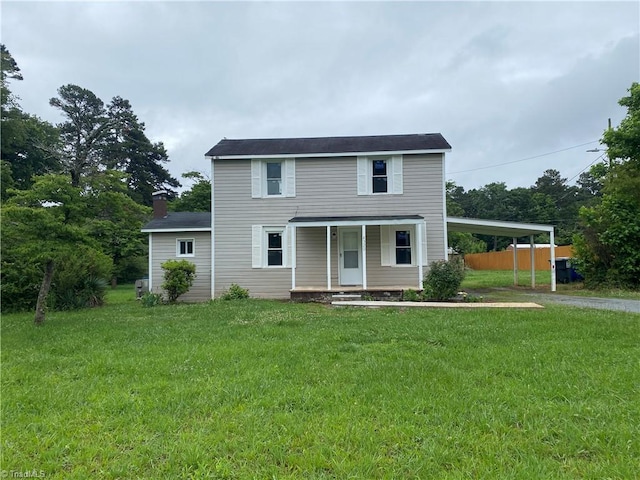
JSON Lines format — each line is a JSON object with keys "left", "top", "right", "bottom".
{"left": 142, "top": 133, "right": 559, "bottom": 300}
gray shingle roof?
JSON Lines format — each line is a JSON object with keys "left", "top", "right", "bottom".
{"left": 205, "top": 133, "right": 451, "bottom": 158}
{"left": 142, "top": 212, "right": 211, "bottom": 231}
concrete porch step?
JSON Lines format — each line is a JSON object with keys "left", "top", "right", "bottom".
{"left": 331, "top": 293, "right": 362, "bottom": 300}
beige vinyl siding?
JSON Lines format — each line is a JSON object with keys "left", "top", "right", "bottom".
{"left": 150, "top": 231, "right": 211, "bottom": 302}
{"left": 214, "top": 153, "right": 446, "bottom": 298}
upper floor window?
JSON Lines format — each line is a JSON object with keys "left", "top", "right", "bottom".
{"left": 177, "top": 238, "right": 194, "bottom": 257}
{"left": 372, "top": 160, "right": 388, "bottom": 193}
{"left": 357, "top": 155, "right": 403, "bottom": 195}
{"left": 251, "top": 159, "right": 295, "bottom": 198}
{"left": 266, "top": 162, "right": 282, "bottom": 196}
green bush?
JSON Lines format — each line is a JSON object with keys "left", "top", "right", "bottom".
{"left": 220, "top": 283, "right": 249, "bottom": 300}
{"left": 402, "top": 289, "right": 422, "bottom": 302}
{"left": 1, "top": 243, "right": 111, "bottom": 313}
{"left": 50, "top": 246, "right": 112, "bottom": 310}
{"left": 422, "top": 258, "right": 465, "bottom": 301}
{"left": 161, "top": 260, "right": 196, "bottom": 303}
{"left": 141, "top": 292, "right": 164, "bottom": 307}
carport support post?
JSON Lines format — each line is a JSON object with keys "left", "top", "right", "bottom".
{"left": 513, "top": 237, "right": 519, "bottom": 286}
{"left": 550, "top": 229, "right": 556, "bottom": 292}
{"left": 530, "top": 235, "right": 536, "bottom": 288}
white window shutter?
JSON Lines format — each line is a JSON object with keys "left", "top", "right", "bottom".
{"left": 284, "top": 226, "right": 292, "bottom": 267}
{"left": 251, "top": 159, "right": 262, "bottom": 198}
{"left": 252, "top": 225, "right": 263, "bottom": 268}
{"left": 284, "top": 159, "right": 296, "bottom": 197}
{"left": 392, "top": 155, "right": 403, "bottom": 194}
{"left": 357, "top": 156, "right": 368, "bottom": 195}
{"left": 421, "top": 222, "right": 428, "bottom": 266}
{"left": 380, "top": 225, "right": 391, "bottom": 266}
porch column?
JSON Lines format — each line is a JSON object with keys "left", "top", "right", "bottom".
{"left": 513, "top": 237, "right": 519, "bottom": 286}
{"left": 530, "top": 235, "right": 535, "bottom": 289}
{"left": 417, "top": 221, "right": 423, "bottom": 289}
{"left": 291, "top": 225, "right": 296, "bottom": 290}
{"left": 550, "top": 229, "right": 556, "bottom": 292}
{"left": 361, "top": 225, "right": 367, "bottom": 290}
{"left": 326, "top": 226, "right": 331, "bottom": 290}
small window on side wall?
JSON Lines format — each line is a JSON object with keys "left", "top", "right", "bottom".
{"left": 177, "top": 239, "right": 194, "bottom": 257}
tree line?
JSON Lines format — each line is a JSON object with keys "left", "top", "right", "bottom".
{"left": 446, "top": 167, "right": 604, "bottom": 253}
{"left": 448, "top": 82, "right": 640, "bottom": 290}
{"left": 2, "top": 43, "right": 637, "bottom": 323}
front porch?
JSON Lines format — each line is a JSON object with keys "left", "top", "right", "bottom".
{"left": 290, "top": 286, "right": 418, "bottom": 302}
{"left": 288, "top": 215, "right": 429, "bottom": 297}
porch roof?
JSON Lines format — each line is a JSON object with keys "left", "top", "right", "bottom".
{"left": 289, "top": 214, "right": 424, "bottom": 227}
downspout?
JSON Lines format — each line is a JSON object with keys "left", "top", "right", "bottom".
{"left": 210, "top": 156, "right": 216, "bottom": 299}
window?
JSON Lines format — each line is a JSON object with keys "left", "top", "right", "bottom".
{"left": 395, "top": 230, "right": 412, "bottom": 265}
{"left": 177, "top": 239, "right": 194, "bottom": 257}
{"left": 267, "top": 231, "right": 283, "bottom": 266}
{"left": 380, "top": 224, "right": 424, "bottom": 267}
{"left": 251, "top": 159, "right": 295, "bottom": 198}
{"left": 357, "top": 155, "right": 402, "bottom": 195}
{"left": 266, "top": 162, "right": 282, "bottom": 196}
{"left": 252, "top": 225, "right": 289, "bottom": 268}
{"left": 372, "top": 160, "right": 388, "bottom": 193}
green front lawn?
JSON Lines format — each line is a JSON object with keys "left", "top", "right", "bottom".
{"left": 2, "top": 287, "right": 638, "bottom": 478}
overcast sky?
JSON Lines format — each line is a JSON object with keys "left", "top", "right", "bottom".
{"left": 2, "top": 1, "right": 639, "bottom": 193}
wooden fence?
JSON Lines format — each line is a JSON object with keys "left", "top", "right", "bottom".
{"left": 465, "top": 245, "right": 575, "bottom": 270}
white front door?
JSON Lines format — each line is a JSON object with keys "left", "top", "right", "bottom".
{"left": 339, "top": 228, "right": 362, "bottom": 286}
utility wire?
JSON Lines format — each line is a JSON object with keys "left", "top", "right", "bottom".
{"left": 446, "top": 140, "right": 599, "bottom": 175}
{"left": 565, "top": 152, "right": 606, "bottom": 185}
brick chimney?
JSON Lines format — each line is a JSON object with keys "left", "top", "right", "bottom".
{"left": 152, "top": 190, "right": 168, "bottom": 219}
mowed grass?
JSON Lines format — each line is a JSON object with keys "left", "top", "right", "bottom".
{"left": 2, "top": 287, "right": 639, "bottom": 479}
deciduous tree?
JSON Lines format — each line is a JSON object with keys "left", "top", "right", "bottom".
{"left": 573, "top": 83, "right": 640, "bottom": 288}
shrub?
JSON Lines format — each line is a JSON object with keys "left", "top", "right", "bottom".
{"left": 50, "top": 246, "right": 112, "bottom": 310}
{"left": 141, "top": 292, "right": 164, "bottom": 307}
{"left": 161, "top": 260, "right": 196, "bottom": 303}
{"left": 402, "top": 289, "right": 421, "bottom": 302}
{"left": 220, "top": 283, "right": 249, "bottom": 300}
{"left": 422, "top": 258, "right": 465, "bottom": 301}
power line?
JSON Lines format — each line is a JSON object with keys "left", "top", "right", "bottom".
{"left": 446, "top": 140, "right": 600, "bottom": 175}
{"left": 565, "top": 152, "right": 606, "bottom": 185}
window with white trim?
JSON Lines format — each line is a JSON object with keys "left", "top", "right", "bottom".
{"left": 252, "top": 225, "right": 290, "bottom": 268}
{"left": 251, "top": 159, "right": 295, "bottom": 198}
{"left": 372, "top": 160, "right": 388, "bottom": 193}
{"left": 266, "top": 230, "right": 283, "bottom": 266}
{"left": 266, "top": 161, "right": 282, "bottom": 196}
{"left": 380, "top": 225, "right": 420, "bottom": 266}
{"left": 177, "top": 238, "right": 194, "bottom": 257}
{"left": 395, "top": 229, "right": 412, "bottom": 265}
{"left": 357, "top": 155, "right": 403, "bottom": 195}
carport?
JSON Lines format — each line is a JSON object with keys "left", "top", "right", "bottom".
{"left": 447, "top": 217, "right": 557, "bottom": 292}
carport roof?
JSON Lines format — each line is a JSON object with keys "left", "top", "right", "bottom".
{"left": 447, "top": 217, "right": 554, "bottom": 237}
